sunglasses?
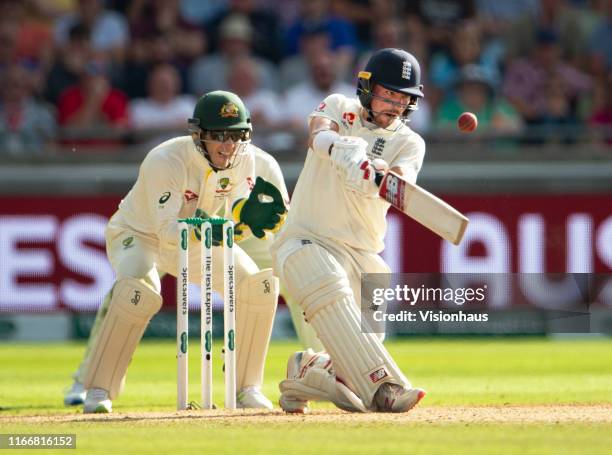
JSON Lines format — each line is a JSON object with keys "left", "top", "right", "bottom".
{"left": 370, "top": 93, "right": 416, "bottom": 109}
{"left": 203, "top": 129, "right": 251, "bottom": 143}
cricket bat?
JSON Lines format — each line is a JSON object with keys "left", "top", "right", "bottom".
{"left": 377, "top": 171, "right": 469, "bottom": 245}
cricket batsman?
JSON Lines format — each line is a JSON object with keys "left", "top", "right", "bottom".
{"left": 271, "top": 48, "right": 427, "bottom": 413}
{"left": 64, "top": 91, "right": 287, "bottom": 413}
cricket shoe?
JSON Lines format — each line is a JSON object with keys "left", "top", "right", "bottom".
{"left": 279, "top": 350, "right": 366, "bottom": 413}
{"left": 236, "top": 386, "right": 273, "bottom": 409}
{"left": 83, "top": 388, "right": 112, "bottom": 414}
{"left": 278, "top": 350, "right": 315, "bottom": 413}
{"left": 371, "top": 383, "right": 426, "bottom": 413}
{"left": 63, "top": 380, "right": 86, "bottom": 406}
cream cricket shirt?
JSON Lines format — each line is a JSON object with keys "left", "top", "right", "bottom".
{"left": 108, "top": 136, "right": 259, "bottom": 249}
{"left": 276, "top": 93, "right": 426, "bottom": 253}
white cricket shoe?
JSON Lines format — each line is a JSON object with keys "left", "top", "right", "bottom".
{"left": 279, "top": 350, "right": 311, "bottom": 413}
{"left": 371, "top": 383, "right": 426, "bottom": 413}
{"left": 63, "top": 380, "right": 86, "bottom": 406}
{"left": 279, "top": 350, "right": 366, "bottom": 413}
{"left": 236, "top": 386, "right": 273, "bottom": 409}
{"left": 83, "top": 388, "right": 112, "bottom": 414}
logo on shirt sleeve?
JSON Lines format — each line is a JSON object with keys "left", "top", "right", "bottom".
{"left": 184, "top": 190, "right": 199, "bottom": 201}
{"left": 342, "top": 112, "right": 356, "bottom": 126}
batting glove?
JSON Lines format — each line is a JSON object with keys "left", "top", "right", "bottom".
{"left": 330, "top": 136, "right": 369, "bottom": 173}
{"left": 344, "top": 158, "right": 389, "bottom": 197}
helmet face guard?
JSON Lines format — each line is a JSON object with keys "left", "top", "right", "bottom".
{"left": 188, "top": 119, "right": 251, "bottom": 170}
{"left": 357, "top": 48, "right": 424, "bottom": 123}
{"left": 188, "top": 90, "right": 252, "bottom": 170}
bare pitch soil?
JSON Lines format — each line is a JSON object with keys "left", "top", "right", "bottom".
{"left": 3, "top": 405, "right": 612, "bottom": 425}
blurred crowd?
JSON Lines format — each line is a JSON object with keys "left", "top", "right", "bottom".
{"left": 1, "top": 0, "right": 612, "bottom": 156}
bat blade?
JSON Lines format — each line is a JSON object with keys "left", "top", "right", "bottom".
{"left": 379, "top": 171, "right": 469, "bottom": 245}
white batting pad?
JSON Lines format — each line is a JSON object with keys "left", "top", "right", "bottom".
{"left": 281, "top": 244, "right": 410, "bottom": 408}
{"left": 83, "top": 278, "right": 162, "bottom": 398}
{"left": 236, "top": 269, "right": 279, "bottom": 389}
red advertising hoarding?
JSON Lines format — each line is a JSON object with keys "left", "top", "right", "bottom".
{"left": 1, "top": 195, "right": 611, "bottom": 312}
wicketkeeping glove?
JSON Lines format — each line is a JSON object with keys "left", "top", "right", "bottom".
{"left": 232, "top": 177, "right": 287, "bottom": 239}
{"left": 191, "top": 209, "right": 223, "bottom": 246}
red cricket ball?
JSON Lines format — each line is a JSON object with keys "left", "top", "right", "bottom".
{"left": 457, "top": 112, "right": 478, "bottom": 133}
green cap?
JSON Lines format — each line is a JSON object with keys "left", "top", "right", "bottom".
{"left": 190, "top": 90, "right": 251, "bottom": 131}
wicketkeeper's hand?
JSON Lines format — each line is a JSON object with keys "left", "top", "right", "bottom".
{"left": 232, "top": 177, "right": 287, "bottom": 239}
{"left": 329, "top": 136, "right": 368, "bottom": 172}
{"left": 344, "top": 158, "right": 389, "bottom": 197}
{"left": 191, "top": 209, "right": 223, "bottom": 246}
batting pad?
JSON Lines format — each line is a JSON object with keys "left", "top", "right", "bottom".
{"left": 236, "top": 269, "right": 279, "bottom": 389}
{"left": 282, "top": 244, "right": 410, "bottom": 408}
{"left": 83, "top": 278, "right": 162, "bottom": 398}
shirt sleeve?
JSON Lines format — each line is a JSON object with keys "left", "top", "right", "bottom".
{"left": 308, "top": 93, "right": 345, "bottom": 126}
{"left": 389, "top": 134, "right": 426, "bottom": 184}
{"left": 140, "top": 151, "right": 186, "bottom": 249}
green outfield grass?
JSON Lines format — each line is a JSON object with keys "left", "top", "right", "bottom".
{"left": 1, "top": 338, "right": 612, "bottom": 454}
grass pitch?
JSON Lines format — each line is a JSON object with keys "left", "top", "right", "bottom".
{"left": 1, "top": 338, "right": 611, "bottom": 454}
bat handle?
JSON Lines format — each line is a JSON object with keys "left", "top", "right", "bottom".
{"left": 374, "top": 172, "right": 384, "bottom": 187}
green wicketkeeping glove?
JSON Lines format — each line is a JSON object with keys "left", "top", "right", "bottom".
{"left": 232, "top": 177, "right": 287, "bottom": 239}
{"left": 192, "top": 209, "right": 223, "bottom": 246}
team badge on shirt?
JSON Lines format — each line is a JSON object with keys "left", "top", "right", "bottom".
{"left": 216, "top": 177, "right": 232, "bottom": 194}
{"left": 219, "top": 102, "right": 240, "bottom": 118}
{"left": 370, "top": 138, "right": 386, "bottom": 158}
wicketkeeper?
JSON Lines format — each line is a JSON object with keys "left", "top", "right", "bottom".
{"left": 65, "top": 91, "right": 287, "bottom": 413}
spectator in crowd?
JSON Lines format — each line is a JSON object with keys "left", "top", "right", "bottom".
{"left": 121, "top": 0, "right": 205, "bottom": 98}
{"left": 188, "top": 14, "right": 278, "bottom": 96}
{"left": 0, "top": 20, "right": 17, "bottom": 72}
{"left": 476, "top": 0, "right": 539, "bottom": 37}
{"left": 435, "top": 64, "right": 522, "bottom": 134}
{"left": 57, "top": 59, "right": 129, "bottom": 146}
{"left": 330, "top": 0, "right": 402, "bottom": 47}
{"left": 587, "top": 0, "right": 612, "bottom": 76}
{"left": 589, "top": 72, "right": 612, "bottom": 144}
{"left": 54, "top": 0, "right": 129, "bottom": 64}
{"left": 356, "top": 16, "right": 410, "bottom": 71}
{"left": 428, "top": 20, "right": 501, "bottom": 109}
{"left": 178, "top": 0, "right": 228, "bottom": 26}
{"left": 257, "top": 0, "right": 301, "bottom": 28}
{"left": 45, "top": 23, "right": 92, "bottom": 105}
{"left": 279, "top": 26, "right": 334, "bottom": 91}
{"left": 0, "top": 64, "right": 55, "bottom": 156}
{"left": 284, "top": 48, "right": 354, "bottom": 130}
{"left": 502, "top": 29, "right": 592, "bottom": 130}
{"left": 405, "top": 0, "right": 477, "bottom": 54}
{"left": 0, "top": 0, "right": 54, "bottom": 78}
{"left": 504, "top": 0, "right": 593, "bottom": 69}
{"left": 127, "top": 0, "right": 205, "bottom": 67}
{"left": 284, "top": 0, "right": 357, "bottom": 78}
{"left": 227, "top": 55, "right": 292, "bottom": 151}
{"left": 205, "top": 0, "right": 283, "bottom": 63}
{"left": 227, "top": 55, "right": 283, "bottom": 128}
{"left": 129, "top": 63, "right": 195, "bottom": 131}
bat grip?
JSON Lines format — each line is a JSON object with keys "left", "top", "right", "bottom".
{"left": 374, "top": 172, "right": 384, "bottom": 187}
